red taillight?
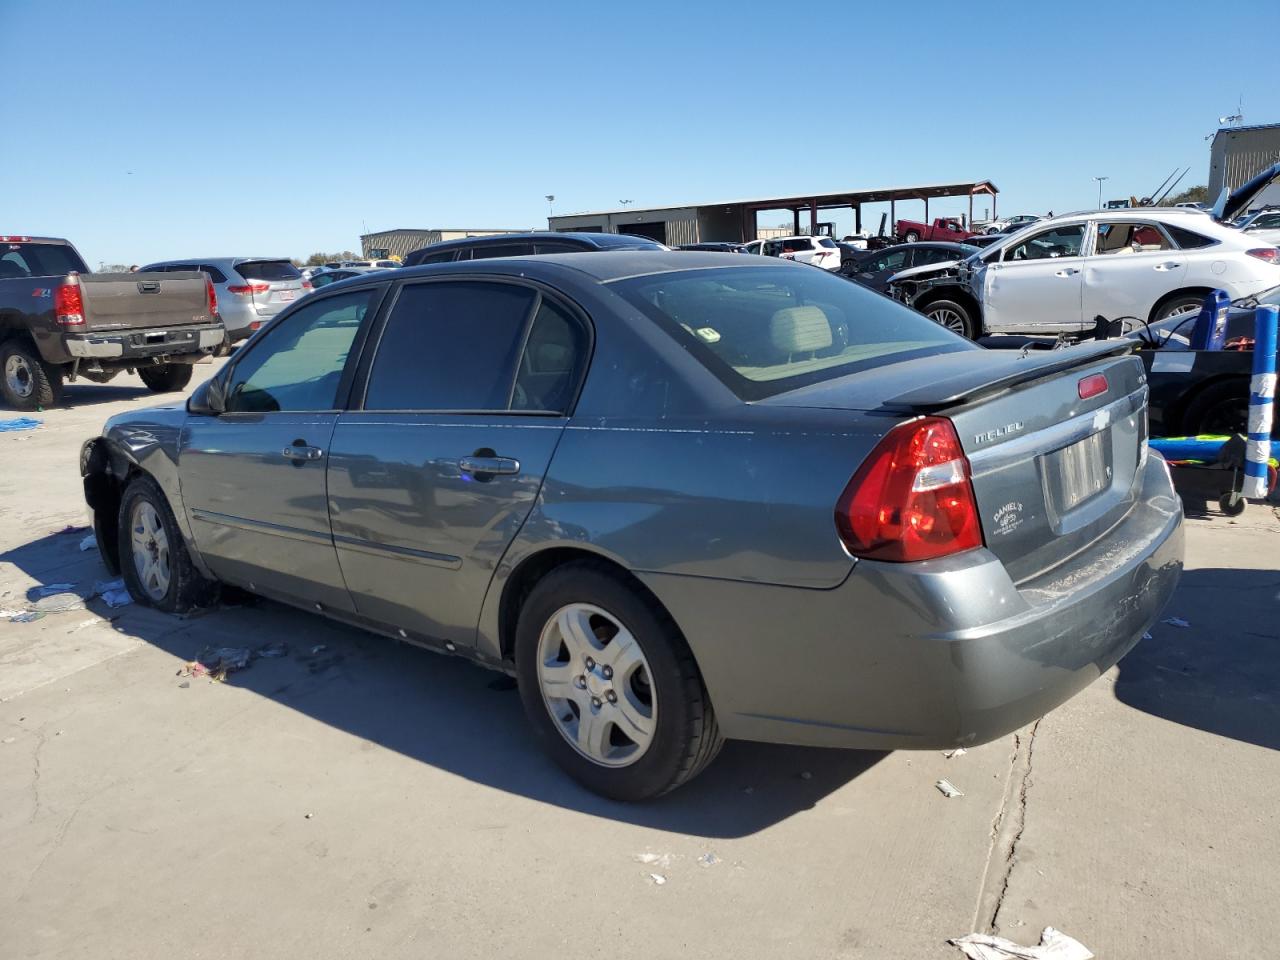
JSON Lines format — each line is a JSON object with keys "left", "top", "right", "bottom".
{"left": 1247, "top": 247, "right": 1280, "bottom": 264}
{"left": 206, "top": 277, "right": 218, "bottom": 318}
{"left": 54, "top": 281, "right": 85, "bottom": 326}
{"left": 835, "top": 416, "right": 983, "bottom": 562}
{"left": 301, "top": 280, "right": 313, "bottom": 290}
{"left": 226, "top": 282, "right": 271, "bottom": 295}
{"left": 1078, "top": 373, "right": 1108, "bottom": 399}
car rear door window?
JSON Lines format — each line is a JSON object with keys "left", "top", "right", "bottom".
{"left": 224, "top": 289, "right": 375, "bottom": 413}
{"left": 363, "top": 281, "right": 536, "bottom": 411}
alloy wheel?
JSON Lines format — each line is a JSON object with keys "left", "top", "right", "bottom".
{"left": 130, "top": 501, "right": 171, "bottom": 602}
{"left": 536, "top": 602, "right": 656, "bottom": 767}
{"left": 931, "top": 307, "right": 967, "bottom": 334}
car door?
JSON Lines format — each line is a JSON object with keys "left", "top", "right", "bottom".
{"left": 1082, "top": 220, "right": 1188, "bottom": 324}
{"left": 983, "top": 222, "right": 1087, "bottom": 332}
{"left": 180, "top": 287, "right": 383, "bottom": 611}
{"left": 326, "top": 279, "right": 589, "bottom": 648}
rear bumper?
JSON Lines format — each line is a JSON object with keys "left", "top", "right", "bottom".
{"left": 640, "top": 455, "right": 1184, "bottom": 750}
{"left": 61, "top": 324, "right": 225, "bottom": 362}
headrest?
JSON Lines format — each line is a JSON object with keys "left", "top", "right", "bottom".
{"left": 770, "top": 306, "right": 832, "bottom": 355}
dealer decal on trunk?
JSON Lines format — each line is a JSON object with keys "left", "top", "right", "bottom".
{"left": 992, "top": 501, "right": 1025, "bottom": 536}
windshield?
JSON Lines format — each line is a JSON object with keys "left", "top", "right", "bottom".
{"left": 611, "top": 265, "right": 974, "bottom": 400}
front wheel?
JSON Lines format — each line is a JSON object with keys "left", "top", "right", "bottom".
{"left": 1, "top": 340, "right": 62, "bottom": 410}
{"left": 515, "top": 564, "right": 723, "bottom": 800}
{"left": 923, "top": 299, "right": 976, "bottom": 339}
{"left": 138, "top": 363, "right": 194, "bottom": 393}
{"left": 903, "top": 231, "right": 921, "bottom": 243}
{"left": 117, "top": 475, "right": 220, "bottom": 613}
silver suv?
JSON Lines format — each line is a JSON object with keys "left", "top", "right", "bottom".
{"left": 139, "top": 258, "right": 309, "bottom": 343}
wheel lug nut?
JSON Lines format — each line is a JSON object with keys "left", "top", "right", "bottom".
{"left": 591, "top": 697, "right": 602, "bottom": 708}
{"left": 602, "top": 666, "right": 613, "bottom": 680}
{"left": 574, "top": 675, "right": 587, "bottom": 689}
{"left": 606, "top": 690, "right": 617, "bottom": 704}
{"left": 585, "top": 657, "right": 595, "bottom": 670}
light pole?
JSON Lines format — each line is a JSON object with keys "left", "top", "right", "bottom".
{"left": 545, "top": 195, "right": 555, "bottom": 219}
{"left": 1093, "top": 176, "right": 1109, "bottom": 210}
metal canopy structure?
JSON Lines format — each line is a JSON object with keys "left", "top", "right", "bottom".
{"left": 547, "top": 180, "right": 999, "bottom": 243}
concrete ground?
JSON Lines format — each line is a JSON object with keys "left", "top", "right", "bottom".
{"left": 2, "top": 366, "right": 1277, "bottom": 959}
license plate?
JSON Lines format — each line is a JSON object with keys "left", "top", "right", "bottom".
{"left": 1046, "top": 431, "right": 1108, "bottom": 511}
{"left": 276, "top": 290, "right": 297, "bottom": 302}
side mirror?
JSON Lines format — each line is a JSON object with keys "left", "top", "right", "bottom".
{"left": 187, "top": 375, "right": 226, "bottom": 416}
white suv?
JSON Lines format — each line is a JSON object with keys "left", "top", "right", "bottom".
{"left": 893, "top": 208, "right": 1280, "bottom": 337}
{"left": 749, "top": 236, "right": 842, "bottom": 271}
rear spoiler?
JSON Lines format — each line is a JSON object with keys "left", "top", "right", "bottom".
{"left": 882, "top": 340, "right": 1134, "bottom": 412}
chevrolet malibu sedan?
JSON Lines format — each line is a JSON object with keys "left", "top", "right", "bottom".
{"left": 81, "top": 252, "right": 1183, "bottom": 800}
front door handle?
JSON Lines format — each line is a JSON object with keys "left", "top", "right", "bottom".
{"left": 282, "top": 440, "right": 324, "bottom": 462}
{"left": 1055, "top": 268, "right": 1080, "bottom": 277}
{"left": 459, "top": 456, "right": 520, "bottom": 477}
{"left": 1153, "top": 261, "right": 1182, "bottom": 271}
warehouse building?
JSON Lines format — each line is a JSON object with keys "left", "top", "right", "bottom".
{"left": 1209, "top": 123, "right": 1280, "bottom": 211}
{"left": 546, "top": 181, "right": 999, "bottom": 246}
{"left": 360, "top": 227, "right": 533, "bottom": 260}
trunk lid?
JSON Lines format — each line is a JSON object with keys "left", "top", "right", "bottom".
{"left": 235, "top": 259, "right": 304, "bottom": 317}
{"left": 762, "top": 342, "right": 1150, "bottom": 582}
{"left": 79, "top": 271, "right": 213, "bottom": 331}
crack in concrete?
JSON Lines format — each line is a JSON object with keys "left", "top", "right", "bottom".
{"left": 972, "top": 719, "right": 1040, "bottom": 936}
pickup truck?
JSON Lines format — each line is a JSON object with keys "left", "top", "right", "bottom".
{"left": 895, "top": 217, "right": 978, "bottom": 243}
{"left": 0, "top": 236, "right": 225, "bottom": 410}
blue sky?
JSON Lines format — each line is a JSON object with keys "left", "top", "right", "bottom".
{"left": 2, "top": 0, "right": 1276, "bottom": 265}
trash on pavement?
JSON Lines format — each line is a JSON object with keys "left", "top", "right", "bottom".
{"left": 257, "top": 641, "right": 289, "bottom": 658}
{"left": 945, "top": 747, "right": 968, "bottom": 759}
{"left": 34, "top": 592, "right": 86, "bottom": 613}
{"left": 1162, "top": 617, "right": 1190, "bottom": 628}
{"left": 698, "top": 853, "right": 719, "bottom": 866}
{"left": 194, "top": 646, "right": 252, "bottom": 681}
{"left": 0, "top": 417, "right": 43, "bottom": 433}
{"left": 101, "top": 589, "right": 133, "bottom": 608}
{"left": 936, "top": 779, "right": 964, "bottom": 798}
{"left": 79, "top": 534, "right": 97, "bottom": 552}
{"left": 799, "top": 770, "right": 813, "bottom": 780}
{"left": 647, "top": 874, "right": 666, "bottom": 885}
{"left": 33, "top": 583, "right": 76, "bottom": 597}
{"left": 8, "top": 611, "right": 45, "bottom": 623}
{"left": 635, "top": 852, "right": 672, "bottom": 867}
{"left": 71, "top": 617, "right": 105, "bottom": 633}
{"left": 948, "top": 926, "right": 1093, "bottom": 960}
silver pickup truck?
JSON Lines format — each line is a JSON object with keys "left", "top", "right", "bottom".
{"left": 0, "top": 236, "right": 225, "bottom": 409}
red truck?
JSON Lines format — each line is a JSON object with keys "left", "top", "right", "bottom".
{"left": 895, "top": 217, "right": 978, "bottom": 243}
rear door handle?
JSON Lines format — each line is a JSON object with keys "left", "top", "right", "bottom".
{"left": 459, "top": 456, "right": 520, "bottom": 476}
{"left": 1055, "top": 268, "right": 1080, "bottom": 277}
{"left": 282, "top": 441, "right": 324, "bottom": 461}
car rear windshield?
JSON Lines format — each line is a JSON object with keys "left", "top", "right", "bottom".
{"left": 237, "top": 260, "right": 302, "bottom": 282}
{"left": 0, "top": 242, "right": 88, "bottom": 278}
{"left": 611, "top": 265, "right": 974, "bottom": 400}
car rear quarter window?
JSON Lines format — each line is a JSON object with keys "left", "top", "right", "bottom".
{"left": 818, "top": 238, "right": 838, "bottom": 249}
{"left": 612, "top": 265, "right": 972, "bottom": 400}
{"left": 363, "top": 281, "right": 536, "bottom": 411}
{"left": 197, "top": 263, "right": 229, "bottom": 283}
{"left": 1165, "top": 225, "right": 1218, "bottom": 249}
{"left": 237, "top": 260, "right": 302, "bottom": 282}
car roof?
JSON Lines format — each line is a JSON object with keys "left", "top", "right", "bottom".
{"left": 145, "top": 256, "right": 292, "bottom": 266}
{"left": 415, "top": 231, "right": 660, "bottom": 252}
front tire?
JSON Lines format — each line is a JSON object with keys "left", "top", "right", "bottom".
{"left": 514, "top": 563, "right": 722, "bottom": 800}
{"left": 117, "top": 475, "right": 219, "bottom": 613}
{"left": 923, "top": 298, "right": 976, "bottom": 339}
{"left": 903, "top": 231, "right": 921, "bottom": 243}
{"left": 138, "top": 363, "right": 194, "bottom": 393}
{"left": 1, "top": 340, "right": 62, "bottom": 410}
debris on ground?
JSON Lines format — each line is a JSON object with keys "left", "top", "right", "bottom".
{"left": 635, "top": 852, "right": 672, "bottom": 868}
{"left": 948, "top": 926, "right": 1093, "bottom": 960}
{"left": 8, "top": 611, "right": 45, "bottom": 623}
{"left": 945, "top": 748, "right": 968, "bottom": 759}
{"left": 0, "top": 417, "right": 43, "bottom": 433}
{"left": 697, "top": 853, "right": 719, "bottom": 866}
{"left": 1143, "top": 632, "right": 1153, "bottom": 640}
{"left": 34, "top": 592, "right": 86, "bottom": 613}
{"left": 256, "top": 640, "right": 289, "bottom": 658}
{"left": 90, "top": 578, "right": 133, "bottom": 608}
{"left": 32, "top": 583, "right": 76, "bottom": 597}
{"left": 799, "top": 770, "right": 813, "bottom": 780}
{"left": 79, "top": 534, "right": 97, "bottom": 552}
{"left": 178, "top": 661, "right": 209, "bottom": 679}
{"left": 304, "top": 813, "right": 314, "bottom": 819}
{"left": 936, "top": 779, "right": 964, "bottom": 798}
{"left": 194, "top": 646, "right": 252, "bottom": 681}
{"left": 647, "top": 874, "right": 666, "bottom": 885}
{"left": 310, "top": 644, "right": 327, "bottom": 655}
{"left": 1162, "top": 616, "right": 1190, "bottom": 628}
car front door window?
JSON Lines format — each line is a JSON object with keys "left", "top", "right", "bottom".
{"left": 224, "top": 290, "right": 375, "bottom": 412}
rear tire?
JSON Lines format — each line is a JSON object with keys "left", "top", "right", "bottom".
{"left": 1, "top": 340, "right": 62, "bottom": 410}
{"left": 923, "top": 298, "right": 976, "bottom": 339}
{"left": 1152, "top": 293, "right": 1205, "bottom": 323}
{"left": 514, "top": 563, "right": 723, "bottom": 801}
{"left": 138, "top": 363, "right": 194, "bottom": 393}
{"left": 116, "top": 474, "right": 219, "bottom": 613}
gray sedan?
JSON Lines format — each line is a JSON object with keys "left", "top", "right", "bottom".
{"left": 81, "top": 252, "right": 1183, "bottom": 800}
